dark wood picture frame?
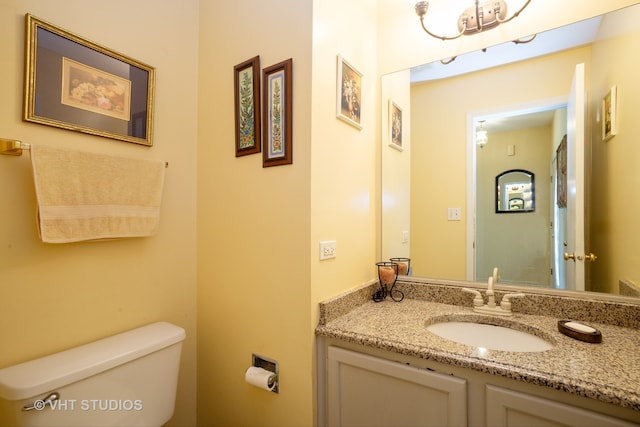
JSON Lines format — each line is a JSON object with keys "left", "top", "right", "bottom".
{"left": 234, "top": 56, "right": 261, "bottom": 157}
{"left": 24, "top": 14, "right": 155, "bottom": 146}
{"left": 556, "top": 135, "right": 567, "bottom": 208}
{"left": 262, "top": 58, "right": 292, "bottom": 167}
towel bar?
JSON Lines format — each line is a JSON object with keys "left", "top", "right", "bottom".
{"left": 0, "top": 137, "right": 168, "bottom": 167}
{"left": 0, "top": 138, "right": 29, "bottom": 156}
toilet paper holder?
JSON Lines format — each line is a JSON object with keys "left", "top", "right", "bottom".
{"left": 252, "top": 354, "right": 279, "bottom": 393}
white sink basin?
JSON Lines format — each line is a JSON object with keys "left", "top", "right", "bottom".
{"left": 427, "top": 321, "right": 553, "bottom": 352}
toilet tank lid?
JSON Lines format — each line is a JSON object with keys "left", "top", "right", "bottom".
{"left": 0, "top": 322, "right": 186, "bottom": 401}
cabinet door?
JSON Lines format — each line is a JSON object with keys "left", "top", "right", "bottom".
{"left": 327, "top": 347, "right": 467, "bottom": 427}
{"left": 486, "top": 385, "right": 638, "bottom": 427}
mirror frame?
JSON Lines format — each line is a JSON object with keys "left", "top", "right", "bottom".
{"left": 380, "top": 2, "right": 640, "bottom": 305}
{"left": 495, "top": 169, "right": 535, "bottom": 213}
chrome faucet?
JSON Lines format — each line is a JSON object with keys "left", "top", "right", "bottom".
{"left": 462, "top": 275, "right": 525, "bottom": 316}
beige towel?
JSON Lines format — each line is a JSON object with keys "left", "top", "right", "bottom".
{"left": 30, "top": 145, "right": 166, "bottom": 243}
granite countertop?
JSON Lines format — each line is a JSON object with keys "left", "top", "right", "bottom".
{"left": 316, "top": 281, "right": 640, "bottom": 412}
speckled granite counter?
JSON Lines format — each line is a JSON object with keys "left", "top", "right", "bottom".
{"left": 316, "top": 279, "right": 640, "bottom": 413}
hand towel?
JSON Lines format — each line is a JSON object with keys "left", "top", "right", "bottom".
{"left": 30, "top": 145, "right": 166, "bottom": 243}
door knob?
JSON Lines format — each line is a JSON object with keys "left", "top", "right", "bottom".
{"left": 564, "top": 252, "right": 597, "bottom": 262}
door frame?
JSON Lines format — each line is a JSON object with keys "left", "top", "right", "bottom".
{"left": 466, "top": 96, "right": 568, "bottom": 282}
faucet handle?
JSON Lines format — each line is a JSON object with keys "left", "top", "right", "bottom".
{"left": 462, "top": 288, "right": 484, "bottom": 307}
{"left": 500, "top": 292, "right": 525, "bottom": 311}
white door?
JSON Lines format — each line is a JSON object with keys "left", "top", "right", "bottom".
{"left": 550, "top": 156, "right": 566, "bottom": 289}
{"left": 564, "top": 63, "right": 586, "bottom": 291}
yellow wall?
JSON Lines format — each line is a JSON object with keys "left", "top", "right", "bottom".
{"left": 197, "top": 1, "right": 379, "bottom": 425}
{"left": 310, "top": 0, "right": 379, "bottom": 307}
{"left": 2, "top": 1, "right": 639, "bottom": 427}
{"left": 196, "top": 1, "right": 313, "bottom": 426}
{"left": 589, "top": 7, "right": 640, "bottom": 292}
{"left": 0, "top": 1, "right": 198, "bottom": 426}
{"left": 409, "top": 46, "right": 592, "bottom": 279}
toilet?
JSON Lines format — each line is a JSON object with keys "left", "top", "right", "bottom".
{"left": 0, "top": 322, "right": 185, "bottom": 427}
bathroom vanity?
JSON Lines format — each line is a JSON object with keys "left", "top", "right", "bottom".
{"left": 315, "top": 279, "right": 640, "bottom": 426}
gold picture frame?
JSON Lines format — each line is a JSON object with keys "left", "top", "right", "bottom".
{"left": 24, "top": 14, "right": 156, "bottom": 146}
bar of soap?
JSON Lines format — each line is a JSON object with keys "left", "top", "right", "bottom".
{"left": 564, "top": 321, "right": 596, "bottom": 334}
{"left": 557, "top": 320, "right": 602, "bottom": 343}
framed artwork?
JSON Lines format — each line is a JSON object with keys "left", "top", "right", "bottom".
{"left": 234, "top": 56, "right": 261, "bottom": 157}
{"left": 388, "top": 99, "right": 403, "bottom": 151}
{"left": 23, "top": 14, "right": 155, "bottom": 146}
{"left": 556, "top": 135, "right": 567, "bottom": 208}
{"left": 602, "top": 85, "right": 618, "bottom": 141}
{"left": 262, "top": 58, "right": 293, "bottom": 167}
{"left": 336, "top": 55, "right": 362, "bottom": 129}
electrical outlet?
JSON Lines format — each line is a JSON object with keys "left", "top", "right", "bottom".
{"left": 319, "top": 240, "right": 337, "bottom": 260}
{"left": 447, "top": 208, "right": 462, "bottom": 221}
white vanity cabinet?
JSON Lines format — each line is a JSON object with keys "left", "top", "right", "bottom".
{"left": 486, "top": 385, "right": 638, "bottom": 427}
{"left": 326, "top": 346, "right": 467, "bottom": 427}
{"left": 320, "top": 343, "right": 640, "bottom": 427}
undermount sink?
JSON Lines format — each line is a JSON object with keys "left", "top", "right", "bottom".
{"left": 426, "top": 320, "right": 554, "bottom": 352}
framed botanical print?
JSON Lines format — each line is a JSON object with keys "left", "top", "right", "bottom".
{"left": 262, "top": 58, "right": 293, "bottom": 167}
{"left": 556, "top": 135, "right": 567, "bottom": 208}
{"left": 234, "top": 56, "right": 261, "bottom": 157}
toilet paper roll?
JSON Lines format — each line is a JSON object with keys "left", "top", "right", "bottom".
{"left": 245, "top": 366, "right": 277, "bottom": 391}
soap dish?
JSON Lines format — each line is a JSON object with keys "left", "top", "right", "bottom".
{"left": 558, "top": 320, "right": 602, "bottom": 343}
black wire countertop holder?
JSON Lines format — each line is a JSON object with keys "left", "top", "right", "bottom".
{"left": 373, "top": 261, "right": 404, "bottom": 302}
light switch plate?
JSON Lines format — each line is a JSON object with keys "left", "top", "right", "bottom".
{"left": 319, "top": 240, "right": 337, "bottom": 260}
{"left": 447, "top": 208, "right": 462, "bottom": 221}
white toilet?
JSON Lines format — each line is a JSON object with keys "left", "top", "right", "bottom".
{"left": 0, "top": 322, "right": 185, "bottom": 427}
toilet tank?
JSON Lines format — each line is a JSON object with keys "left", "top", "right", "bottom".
{"left": 0, "top": 322, "right": 186, "bottom": 427}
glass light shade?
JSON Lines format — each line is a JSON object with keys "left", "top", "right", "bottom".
{"left": 476, "top": 130, "right": 488, "bottom": 147}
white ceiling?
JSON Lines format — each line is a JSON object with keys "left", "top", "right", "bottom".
{"left": 410, "top": 16, "right": 602, "bottom": 83}
{"left": 409, "top": 14, "right": 605, "bottom": 134}
{"left": 481, "top": 109, "right": 558, "bottom": 134}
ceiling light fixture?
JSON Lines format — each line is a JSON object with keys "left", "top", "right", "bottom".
{"left": 414, "top": 0, "right": 532, "bottom": 41}
{"left": 476, "top": 121, "right": 488, "bottom": 148}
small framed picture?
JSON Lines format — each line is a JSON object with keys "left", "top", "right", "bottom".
{"left": 602, "top": 85, "right": 617, "bottom": 141}
{"left": 388, "top": 99, "right": 403, "bottom": 151}
{"left": 336, "top": 55, "right": 362, "bottom": 129}
{"left": 556, "top": 135, "right": 567, "bottom": 208}
{"left": 262, "top": 58, "right": 293, "bottom": 167}
{"left": 234, "top": 56, "right": 261, "bottom": 157}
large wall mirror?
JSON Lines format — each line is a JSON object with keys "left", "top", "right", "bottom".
{"left": 381, "top": 3, "right": 640, "bottom": 299}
